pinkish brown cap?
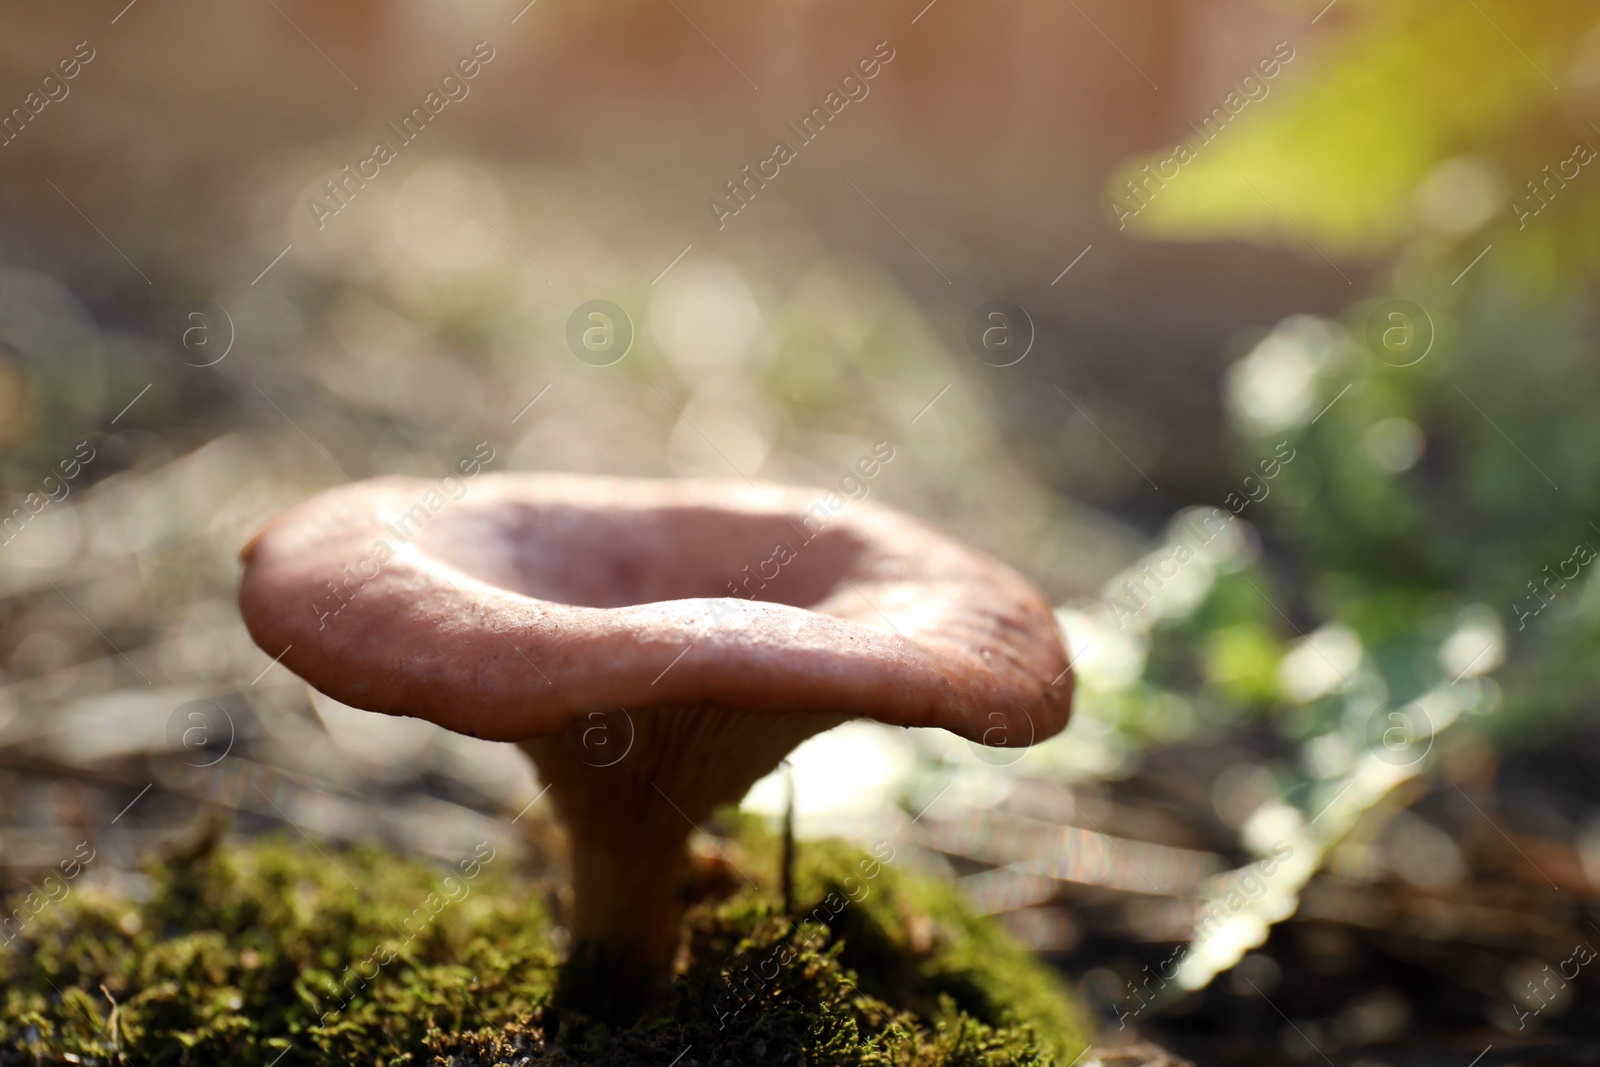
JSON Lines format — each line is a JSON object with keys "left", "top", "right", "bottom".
{"left": 238, "top": 472, "right": 1072, "bottom": 1011}
{"left": 237, "top": 473, "right": 1072, "bottom": 749}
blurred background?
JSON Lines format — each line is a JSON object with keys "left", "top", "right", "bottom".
{"left": 4, "top": 0, "right": 1600, "bottom": 1062}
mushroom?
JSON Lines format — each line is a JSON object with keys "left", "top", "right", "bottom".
{"left": 237, "top": 473, "right": 1072, "bottom": 1011}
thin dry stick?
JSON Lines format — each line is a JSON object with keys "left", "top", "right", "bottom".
{"left": 100, "top": 984, "right": 123, "bottom": 1065}
{"left": 780, "top": 760, "right": 796, "bottom": 917}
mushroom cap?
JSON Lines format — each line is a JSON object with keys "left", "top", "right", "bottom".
{"left": 238, "top": 474, "right": 1071, "bottom": 748}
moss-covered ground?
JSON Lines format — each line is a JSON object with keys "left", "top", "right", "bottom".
{"left": 0, "top": 817, "right": 1091, "bottom": 1065}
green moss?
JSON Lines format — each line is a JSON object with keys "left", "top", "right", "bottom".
{"left": 0, "top": 819, "right": 1091, "bottom": 1066}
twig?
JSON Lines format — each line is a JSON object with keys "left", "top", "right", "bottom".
{"left": 100, "top": 984, "right": 123, "bottom": 1064}
{"left": 781, "top": 760, "right": 796, "bottom": 917}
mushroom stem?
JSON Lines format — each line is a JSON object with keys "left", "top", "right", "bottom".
{"left": 562, "top": 818, "right": 693, "bottom": 1010}
{"left": 518, "top": 706, "right": 844, "bottom": 1017}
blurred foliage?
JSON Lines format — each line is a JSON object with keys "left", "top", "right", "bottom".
{"left": 1117, "top": 0, "right": 1600, "bottom": 258}
{"left": 1075, "top": 0, "right": 1600, "bottom": 808}
{"left": 0, "top": 820, "right": 1088, "bottom": 1065}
